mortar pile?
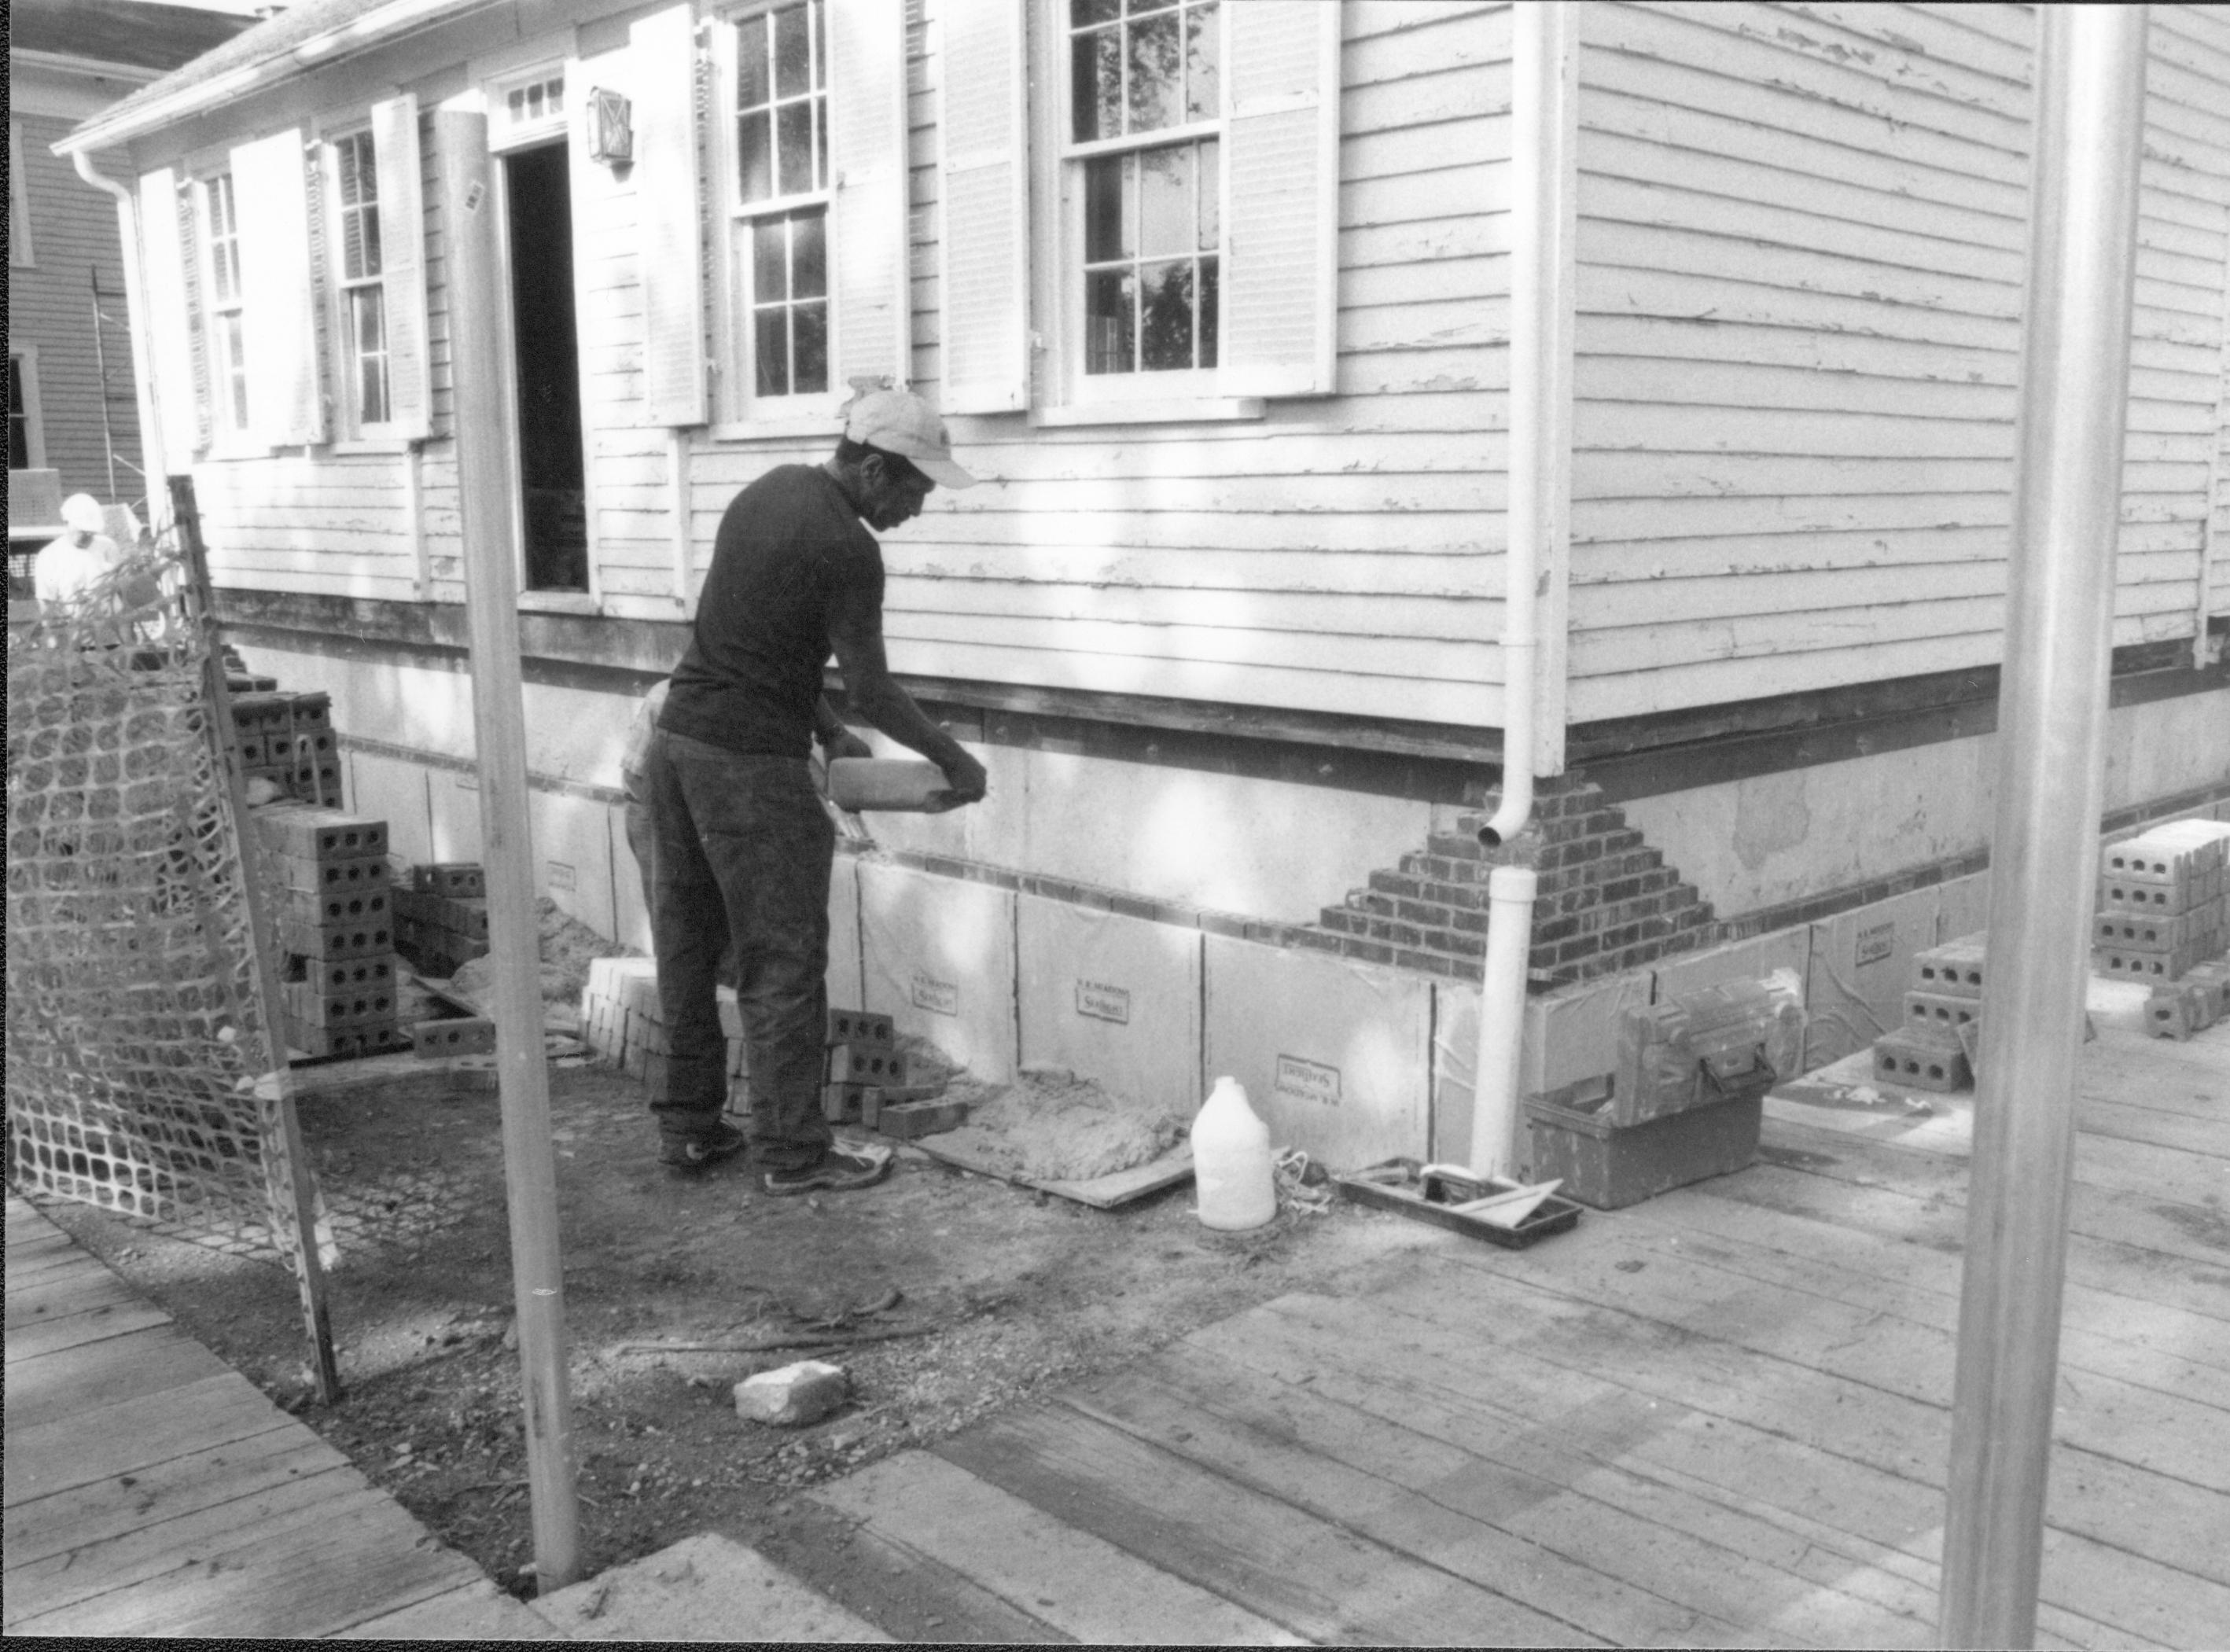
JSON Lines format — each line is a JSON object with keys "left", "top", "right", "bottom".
{"left": 922, "top": 1053, "right": 1185, "bottom": 1183}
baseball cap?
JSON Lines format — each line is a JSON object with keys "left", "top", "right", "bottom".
{"left": 842, "top": 389, "right": 976, "bottom": 489}
{"left": 61, "top": 494, "right": 106, "bottom": 534}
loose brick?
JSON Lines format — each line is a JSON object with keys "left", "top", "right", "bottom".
{"left": 876, "top": 1097, "right": 970, "bottom": 1139}
{"left": 414, "top": 1017, "right": 497, "bottom": 1058}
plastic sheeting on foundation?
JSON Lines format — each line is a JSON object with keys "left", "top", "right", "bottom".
{"left": 1202, "top": 934, "right": 1431, "bottom": 1172}
{"left": 1806, "top": 885, "right": 1942, "bottom": 1069}
{"left": 858, "top": 859, "right": 1017, "bottom": 1082}
{"left": 827, "top": 858, "right": 863, "bottom": 1011}
{"left": 1015, "top": 896, "right": 1203, "bottom": 1118}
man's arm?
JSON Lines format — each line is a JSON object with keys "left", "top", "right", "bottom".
{"left": 812, "top": 695, "right": 874, "bottom": 762}
{"left": 826, "top": 598, "right": 988, "bottom": 807}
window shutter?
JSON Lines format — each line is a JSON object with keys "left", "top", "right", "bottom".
{"left": 1220, "top": 0, "right": 1340, "bottom": 399}
{"left": 372, "top": 94, "right": 432, "bottom": 439}
{"left": 304, "top": 140, "right": 333, "bottom": 430}
{"left": 632, "top": 6, "right": 708, "bottom": 426}
{"left": 828, "top": 0, "right": 911, "bottom": 392}
{"left": 138, "top": 167, "right": 202, "bottom": 466}
{"left": 232, "top": 127, "right": 326, "bottom": 446}
{"left": 180, "top": 181, "right": 213, "bottom": 453}
{"left": 936, "top": 0, "right": 1029, "bottom": 413}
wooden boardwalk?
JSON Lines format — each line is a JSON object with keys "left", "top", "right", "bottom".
{"left": 772, "top": 1010, "right": 2230, "bottom": 1646}
{"left": 3, "top": 1194, "right": 550, "bottom": 1639}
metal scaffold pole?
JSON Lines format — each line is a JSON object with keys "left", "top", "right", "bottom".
{"left": 1939, "top": 8, "right": 2151, "bottom": 1647}
{"left": 432, "top": 106, "right": 582, "bottom": 1593}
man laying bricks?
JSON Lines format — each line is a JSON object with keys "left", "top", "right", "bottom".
{"left": 641, "top": 389, "right": 988, "bottom": 1186}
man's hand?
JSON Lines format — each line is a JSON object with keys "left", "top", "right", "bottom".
{"left": 925, "top": 747, "right": 988, "bottom": 812}
{"left": 819, "top": 727, "right": 875, "bottom": 763}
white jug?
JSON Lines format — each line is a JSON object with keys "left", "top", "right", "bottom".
{"left": 1190, "top": 1076, "right": 1275, "bottom": 1231}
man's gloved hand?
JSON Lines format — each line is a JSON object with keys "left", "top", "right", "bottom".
{"left": 926, "top": 747, "right": 988, "bottom": 812}
{"left": 819, "top": 727, "right": 875, "bottom": 763}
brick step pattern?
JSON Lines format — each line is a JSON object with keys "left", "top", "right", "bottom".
{"left": 1306, "top": 777, "right": 1718, "bottom": 987}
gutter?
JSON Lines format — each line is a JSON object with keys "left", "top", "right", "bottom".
{"left": 53, "top": 0, "right": 499, "bottom": 156}
{"left": 70, "top": 150, "right": 172, "bottom": 532}
{"left": 1468, "top": 0, "right": 1579, "bottom": 1180}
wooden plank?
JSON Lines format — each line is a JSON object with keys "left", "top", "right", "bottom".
{"left": 938, "top": 1403, "right": 1599, "bottom": 1646}
{"left": 4, "top": 1374, "right": 293, "bottom": 1507}
{"left": 334, "top": 1579, "right": 563, "bottom": 1640}
{"left": 2, "top": 1296, "right": 173, "bottom": 1366}
{"left": 4, "top": 1321, "right": 232, "bottom": 1434}
{"left": 1069, "top": 1358, "right": 1853, "bottom": 1647}
{"left": 813, "top": 1451, "right": 1304, "bottom": 1644}
{"left": 2079, "top": 1095, "right": 2230, "bottom": 1158}
{"left": 6, "top": 1246, "right": 112, "bottom": 1289}
{"left": 5, "top": 1267, "right": 146, "bottom": 1331}
{"left": 5, "top": 1427, "right": 349, "bottom": 1572}
{"left": 1378, "top": 1257, "right": 2230, "bottom": 1591}
{"left": 4, "top": 1480, "right": 479, "bottom": 1639}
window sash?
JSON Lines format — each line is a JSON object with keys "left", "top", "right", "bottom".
{"left": 328, "top": 129, "right": 393, "bottom": 432}
{"left": 204, "top": 175, "right": 251, "bottom": 436}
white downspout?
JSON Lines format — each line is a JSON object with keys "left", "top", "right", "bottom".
{"left": 72, "top": 149, "right": 171, "bottom": 535}
{"left": 1467, "top": 0, "right": 1578, "bottom": 1181}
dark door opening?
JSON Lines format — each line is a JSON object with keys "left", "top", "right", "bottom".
{"left": 503, "top": 141, "right": 587, "bottom": 593}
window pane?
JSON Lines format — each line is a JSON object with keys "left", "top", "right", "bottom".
{"left": 1185, "top": 1, "right": 1220, "bottom": 120}
{"left": 754, "top": 218, "right": 789, "bottom": 302}
{"left": 793, "top": 301, "right": 827, "bottom": 394}
{"left": 359, "top": 206, "right": 382, "bottom": 279}
{"left": 1070, "top": 0, "right": 1118, "bottom": 22}
{"left": 1083, "top": 153, "right": 1131, "bottom": 263}
{"left": 756, "top": 307, "right": 790, "bottom": 397}
{"left": 791, "top": 209, "right": 827, "bottom": 299}
{"left": 1198, "top": 254, "right": 1218, "bottom": 367}
{"left": 777, "top": 101, "right": 815, "bottom": 196}
{"left": 337, "top": 135, "right": 363, "bottom": 207}
{"left": 738, "top": 111, "right": 772, "bottom": 201}
{"left": 812, "top": 0, "right": 826, "bottom": 90}
{"left": 815, "top": 98, "right": 828, "bottom": 189}
{"left": 1071, "top": 28, "right": 1121, "bottom": 143}
{"left": 1084, "top": 268, "right": 1135, "bottom": 375}
{"left": 1138, "top": 145, "right": 1190, "bottom": 257}
{"left": 774, "top": 4, "right": 811, "bottom": 99}
{"left": 355, "top": 293, "right": 388, "bottom": 425}
{"left": 1197, "top": 137, "right": 1219, "bottom": 248}
{"left": 1139, "top": 259, "right": 1194, "bottom": 370}
{"left": 738, "top": 17, "right": 771, "bottom": 108}
{"left": 1126, "top": 10, "right": 1181, "bottom": 133}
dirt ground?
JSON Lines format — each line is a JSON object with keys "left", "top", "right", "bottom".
{"left": 33, "top": 1055, "right": 1438, "bottom": 1599}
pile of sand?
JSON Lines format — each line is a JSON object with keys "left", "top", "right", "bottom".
{"left": 448, "top": 897, "right": 616, "bottom": 1024}
{"left": 929, "top": 1062, "right": 1186, "bottom": 1183}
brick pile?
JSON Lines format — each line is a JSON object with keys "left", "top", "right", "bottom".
{"left": 1871, "top": 933, "right": 1984, "bottom": 1093}
{"left": 2099, "top": 818, "right": 2230, "bottom": 1041}
{"left": 819, "top": 1009, "right": 959, "bottom": 1138}
{"left": 252, "top": 804, "right": 406, "bottom": 1058}
{"left": 580, "top": 958, "right": 745, "bottom": 1094}
{"left": 391, "top": 863, "right": 491, "bottom": 977}
{"left": 1312, "top": 777, "right": 1717, "bottom": 987}
{"left": 231, "top": 690, "right": 342, "bottom": 807}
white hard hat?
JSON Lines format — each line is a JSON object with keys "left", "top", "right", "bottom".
{"left": 61, "top": 494, "right": 105, "bottom": 534}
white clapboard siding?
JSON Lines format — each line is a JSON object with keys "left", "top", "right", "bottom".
{"left": 192, "top": 454, "right": 416, "bottom": 598}
{"left": 631, "top": 4, "right": 705, "bottom": 427}
{"left": 1566, "top": 2, "right": 2230, "bottom": 720}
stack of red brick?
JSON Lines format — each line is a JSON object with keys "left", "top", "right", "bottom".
{"left": 1315, "top": 778, "right": 1717, "bottom": 986}
{"left": 253, "top": 804, "right": 405, "bottom": 1058}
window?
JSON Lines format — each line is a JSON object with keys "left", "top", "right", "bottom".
{"left": 9, "top": 122, "right": 31, "bottom": 268}
{"left": 1065, "top": 0, "right": 1220, "bottom": 385}
{"left": 201, "top": 172, "right": 251, "bottom": 438}
{"left": 329, "top": 130, "right": 391, "bottom": 429}
{"left": 725, "top": 0, "right": 832, "bottom": 406}
{"left": 8, "top": 351, "right": 43, "bottom": 470}
{"left": 502, "top": 72, "right": 567, "bottom": 137}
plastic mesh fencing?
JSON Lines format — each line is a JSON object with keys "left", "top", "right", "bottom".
{"left": 6, "top": 544, "right": 326, "bottom": 1269}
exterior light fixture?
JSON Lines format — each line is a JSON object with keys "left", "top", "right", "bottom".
{"left": 587, "top": 88, "right": 631, "bottom": 165}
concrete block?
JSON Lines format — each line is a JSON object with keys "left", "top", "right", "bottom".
{"left": 1872, "top": 1028, "right": 1970, "bottom": 1093}
{"left": 827, "top": 1043, "right": 904, "bottom": 1084}
{"left": 252, "top": 805, "right": 388, "bottom": 862}
{"left": 859, "top": 859, "right": 1017, "bottom": 1083}
{"left": 826, "top": 1007, "right": 894, "bottom": 1047}
{"left": 1203, "top": 933, "right": 1431, "bottom": 1172}
{"left": 1900, "top": 989, "right": 1978, "bottom": 1041}
{"left": 1016, "top": 896, "right": 1203, "bottom": 1120}
{"left": 1808, "top": 885, "right": 1941, "bottom": 1068}
{"left": 828, "top": 855, "right": 864, "bottom": 1013}
{"left": 413, "top": 863, "right": 486, "bottom": 897}
{"left": 414, "top": 1017, "right": 497, "bottom": 1058}
{"left": 734, "top": 1360, "right": 848, "bottom": 1426}
{"left": 529, "top": 786, "right": 617, "bottom": 945}
{"left": 875, "top": 1097, "right": 970, "bottom": 1139}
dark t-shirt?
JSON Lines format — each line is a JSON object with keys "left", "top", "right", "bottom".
{"left": 661, "top": 464, "right": 882, "bottom": 758}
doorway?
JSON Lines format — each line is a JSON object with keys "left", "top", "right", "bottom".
{"left": 502, "top": 141, "right": 587, "bottom": 592}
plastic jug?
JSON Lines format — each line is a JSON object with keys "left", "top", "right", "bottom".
{"left": 1190, "top": 1076, "right": 1275, "bottom": 1231}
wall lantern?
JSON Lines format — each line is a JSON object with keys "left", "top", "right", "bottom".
{"left": 587, "top": 88, "right": 632, "bottom": 165}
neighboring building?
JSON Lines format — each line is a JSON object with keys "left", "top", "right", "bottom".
{"left": 9, "top": 0, "right": 258, "bottom": 504}
{"left": 57, "top": 2, "right": 2230, "bottom": 1166}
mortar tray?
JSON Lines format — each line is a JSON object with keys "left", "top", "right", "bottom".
{"left": 1334, "top": 1157, "right": 1583, "bottom": 1249}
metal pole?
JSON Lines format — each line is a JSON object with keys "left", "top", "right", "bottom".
{"left": 1939, "top": 10, "right": 2149, "bottom": 1647}
{"left": 433, "top": 107, "right": 582, "bottom": 1592}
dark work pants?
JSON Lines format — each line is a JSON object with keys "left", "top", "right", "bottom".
{"left": 642, "top": 728, "right": 833, "bottom": 1170}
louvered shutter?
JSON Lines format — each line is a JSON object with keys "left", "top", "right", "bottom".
{"left": 372, "top": 94, "right": 432, "bottom": 439}
{"left": 633, "top": 5, "right": 709, "bottom": 426}
{"left": 233, "top": 127, "right": 326, "bottom": 446}
{"left": 179, "top": 182, "right": 212, "bottom": 452}
{"left": 828, "top": 0, "right": 911, "bottom": 392}
{"left": 304, "top": 139, "right": 333, "bottom": 431}
{"left": 937, "top": 0, "right": 1029, "bottom": 413}
{"left": 1220, "top": 0, "right": 1339, "bottom": 399}
{"left": 138, "top": 167, "right": 202, "bottom": 466}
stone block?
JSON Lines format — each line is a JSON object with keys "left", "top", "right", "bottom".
{"left": 1203, "top": 933, "right": 1431, "bottom": 1172}
{"left": 1872, "top": 1028, "right": 1970, "bottom": 1093}
{"left": 414, "top": 1017, "right": 496, "bottom": 1058}
{"left": 734, "top": 1360, "right": 848, "bottom": 1426}
{"left": 859, "top": 859, "right": 1017, "bottom": 1083}
{"left": 1016, "top": 896, "right": 1204, "bottom": 1120}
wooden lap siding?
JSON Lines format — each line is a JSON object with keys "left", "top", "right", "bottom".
{"left": 871, "top": 0, "right": 1516, "bottom": 730}
{"left": 12, "top": 112, "right": 142, "bottom": 501}
{"left": 194, "top": 453, "right": 416, "bottom": 599}
{"left": 1566, "top": 2, "right": 2230, "bottom": 727}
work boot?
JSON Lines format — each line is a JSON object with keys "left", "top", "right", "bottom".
{"left": 659, "top": 1120, "right": 748, "bottom": 1171}
{"left": 761, "top": 1142, "right": 892, "bottom": 1197}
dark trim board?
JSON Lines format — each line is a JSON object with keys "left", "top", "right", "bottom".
{"left": 216, "top": 587, "right": 2227, "bottom": 808}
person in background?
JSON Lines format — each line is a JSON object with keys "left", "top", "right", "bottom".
{"left": 642, "top": 390, "right": 987, "bottom": 1183}
{"left": 35, "top": 495, "right": 123, "bottom": 610}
